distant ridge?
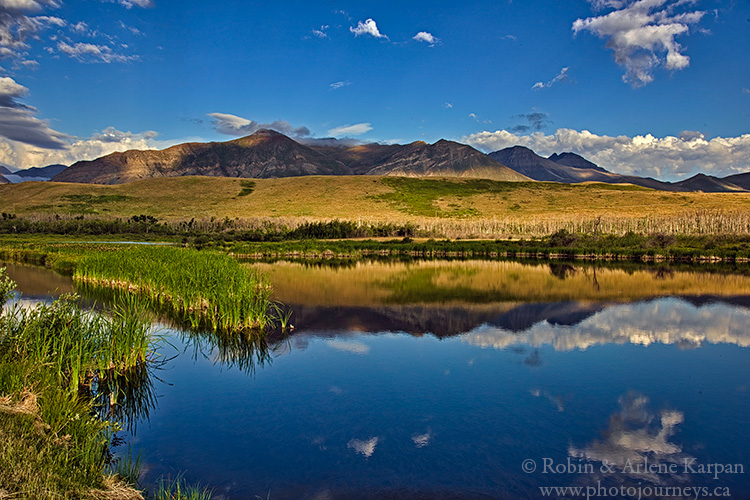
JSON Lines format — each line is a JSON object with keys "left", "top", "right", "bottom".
{"left": 53, "top": 129, "right": 528, "bottom": 184}
{"left": 0, "top": 173, "right": 8, "bottom": 184}
{"left": 492, "top": 146, "right": 750, "bottom": 193}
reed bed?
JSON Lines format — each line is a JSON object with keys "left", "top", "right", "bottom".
{"left": 0, "top": 270, "right": 154, "bottom": 499}
{"left": 74, "top": 246, "right": 280, "bottom": 334}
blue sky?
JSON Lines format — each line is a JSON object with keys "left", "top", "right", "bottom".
{"left": 0, "top": 0, "right": 748, "bottom": 180}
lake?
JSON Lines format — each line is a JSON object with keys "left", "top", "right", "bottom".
{"left": 4, "top": 259, "right": 750, "bottom": 499}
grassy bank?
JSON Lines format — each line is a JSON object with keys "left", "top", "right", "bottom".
{"left": 228, "top": 231, "right": 750, "bottom": 263}
{"left": 0, "top": 270, "right": 151, "bottom": 499}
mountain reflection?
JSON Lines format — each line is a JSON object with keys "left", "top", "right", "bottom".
{"left": 462, "top": 298, "right": 750, "bottom": 350}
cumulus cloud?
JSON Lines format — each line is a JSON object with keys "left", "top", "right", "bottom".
{"left": 56, "top": 41, "right": 136, "bottom": 63}
{"left": 532, "top": 67, "right": 571, "bottom": 90}
{"left": 464, "top": 127, "right": 750, "bottom": 180}
{"left": 350, "top": 18, "right": 388, "bottom": 39}
{"left": 0, "top": 0, "right": 65, "bottom": 59}
{"left": 329, "top": 80, "right": 351, "bottom": 90}
{"left": 0, "top": 126, "right": 170, "bottom": 169}
{"left": 207, "top": 112, "right": 310, "bottom": 138}
{"left": 573, "top": 0, "right": 705, "bottom": 86}
{"left": 0, "top": 75, "right": 67, "bottom": 149}
{"left": 413, "top": 31, "right": 439, "bottom": 46}
{"left": 327, "top": 122, "right": 372, "bottom": 136}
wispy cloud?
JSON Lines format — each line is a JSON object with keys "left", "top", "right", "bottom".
{"left": 56, "top": 41, "right": 137, "bottom": 63}
{"left": 311, "top": 25, "right": 328, "bottom": 38}
{"left": 207, "top": 112, "right": 310, "bottom": 138}
{"left": 327, "top": 122, "right": 372, "bottom": 136}
{"left": 350, "top": 18, "right": 388, "bottom": 39}
{"left": 327, "top": 340, "right": 370, "bottom": 354}
{"left": 573, "top": 0, "right": 705, "bottom": 87}
{"left": 413, "top": 31, "right": 439, "bottom": 46}
{"left": 743, "top": 88, "right": 750, "bottom": 95}
{"left": 443, "top": 102, "right": 453, "bottom": 109}
{"left": 329, "top": 80, "right": 352, "bottom": 91}
{"left": 464, "top": 127, "right": 750, "bottom": 180}
{"left": 532, "top": 67, "right": 571, "bottom": 90}
{"left": 104, "top": 0, "right": 154, "bottom": 8}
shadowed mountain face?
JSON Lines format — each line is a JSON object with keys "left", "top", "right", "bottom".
{"left": 53, "top": 130, "right": 528, "bottom": 184}
{"left": 492, "top": 146, "right": 750, "bottom": 192}
{"left": 0, "top": 165, "right": 11, "bottom": 175}
{"left": 0, "top": 174, "right": 9, "bottom": 184}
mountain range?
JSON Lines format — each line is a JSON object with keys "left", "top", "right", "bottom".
{"left": 52, "top": 129, "right": 528, "bottom": 184}
{"left": 490, "top": 146, "right": 749, "bottom": 192}
{"left": 0, "top": 129, "right": 737, "bottom": 192}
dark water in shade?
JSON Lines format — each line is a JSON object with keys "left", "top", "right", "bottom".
{"left": 5, "top": 260, "right": 750, "bottom": 499}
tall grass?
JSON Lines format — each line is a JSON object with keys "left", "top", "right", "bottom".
{"left": 0, "top": 268, "right": 156, "bottom": 498}
{"left": 74, "top": 246, "right": 285, "bottom": 334}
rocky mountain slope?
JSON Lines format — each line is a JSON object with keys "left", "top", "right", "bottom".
{"left": 54, "top": 129, "right": 527, "bottom": 184}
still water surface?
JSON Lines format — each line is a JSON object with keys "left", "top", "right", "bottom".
{"left": 5, "top": 260, "right": 750, "bottom": 499}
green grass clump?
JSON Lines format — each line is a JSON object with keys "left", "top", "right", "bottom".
{"left": 74, "top": 245, "right": 279, "bottom": 334}
{"left": 153, "top": 474, "right": 213, "bottom": 500}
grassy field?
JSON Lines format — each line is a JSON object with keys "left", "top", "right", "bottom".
{"left": 3, "top": 176, "right": 750, "bottom": 237}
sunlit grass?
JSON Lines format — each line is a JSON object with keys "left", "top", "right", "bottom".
{"left": 74, "top": 246, "right": 284, "bottom": 334}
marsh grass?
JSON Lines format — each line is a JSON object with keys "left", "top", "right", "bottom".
{"left": 0, "top": 268, "right": 157, "bottom": 499}
{"left": 74, "top": 246, "right": 287, "bottom": 335}
{"left": 153, "top": 474, "right": 213, "bottom": 500}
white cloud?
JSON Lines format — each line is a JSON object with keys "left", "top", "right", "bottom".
{"left": 443, "top": 102, "right": 453, "bottom": 109}
{"left": 0, "top": 126, "right": 172, "bottom": 169}
{"left": 105, "top": 0, "right": 154, "bottom": 8}
{"left": 573, "top": 0, "right": 705, "bottom": 87}
{"left": 464, "top": 127, "right": 750, "bottom": 180}
{"left": 311, "top": 25, "right": 328, "bottom": 38}
{"left": 329, "top": 80, "right": 351, "bottom": 90}
{"left": 0, "top": 76, "right": 68, "bottom": 149}
{"left": 327, "top": 122, "right": 372, "bottom": 136}
{"left": 0, "top": 0, "right": 64, "bottom": 59}
{"left": 207, "top": 112, "right": 311, "bottom": 138}
{"left": 413, "top": 31, "right": 439, "bottom": 46}
{"left": 56, "top": 41, "right": 136, "bottom": 63}
{"left": 350, "top": 18, "right": 388, "bottom": 39}
{"left": 532, "top": 67, "right": 571, "bottom": 90}
{"left": 743, "top": 88, "right": 750, "bottom": 95}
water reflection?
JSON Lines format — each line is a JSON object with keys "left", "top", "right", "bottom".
{"left": 463, "top": 298, "right": 750, "bottom": 350}
{"left": 569, "top": 392, "right": 693, "bottom": 489}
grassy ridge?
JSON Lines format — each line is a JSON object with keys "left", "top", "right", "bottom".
{"left": 3, "top": 176, "right": 750, "bottom": 238}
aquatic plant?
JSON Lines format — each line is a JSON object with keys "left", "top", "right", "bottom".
{"left": 74, "top": 245, "right": 287, "bottom": 335}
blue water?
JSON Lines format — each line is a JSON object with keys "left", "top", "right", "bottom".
{"left": 129, "top": 298, "right": 750, "bottom": 500}
{"left": 6, "top": 261, "right": 750, "bottom": 499}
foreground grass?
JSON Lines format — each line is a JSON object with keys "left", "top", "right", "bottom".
{"left": 0, "top": 270, "right": 151, "bottom": 499}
